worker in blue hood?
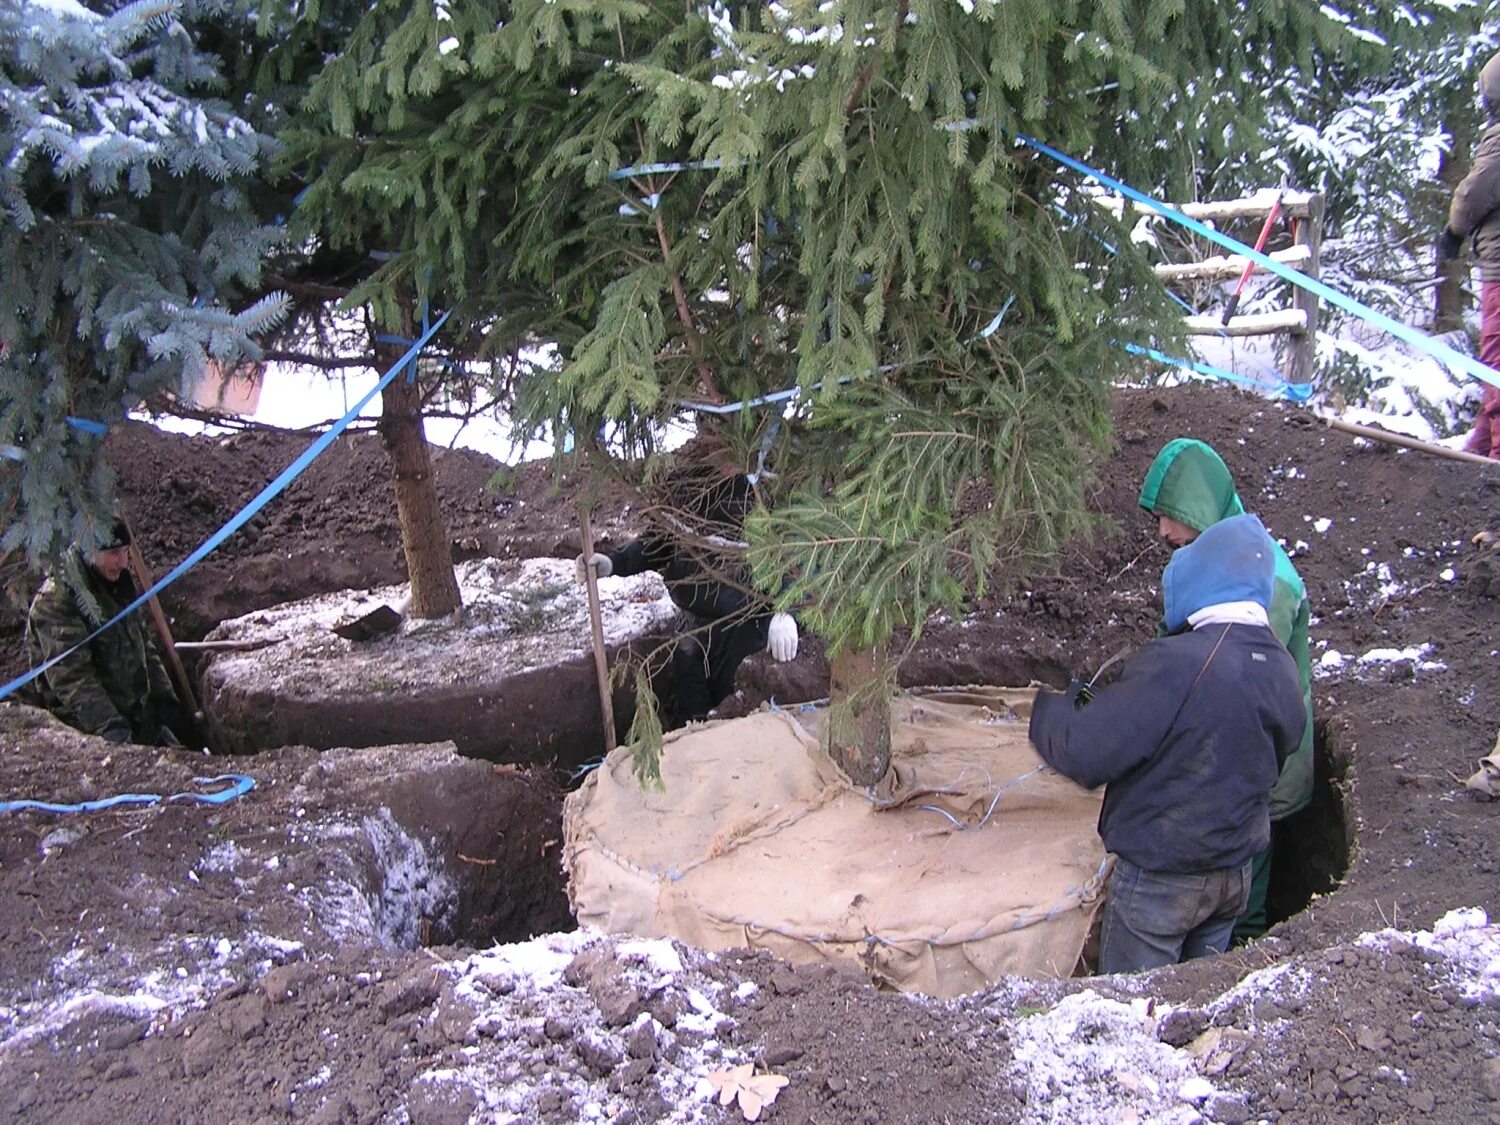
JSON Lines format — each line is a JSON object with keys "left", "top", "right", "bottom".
{"left": 1029, "top": 514, "right": 1306, "bottom": 974}
{"left": 1139, "top": 437, "right": 1314, "bottom": 944}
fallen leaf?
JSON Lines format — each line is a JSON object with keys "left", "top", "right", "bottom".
{"left": 706, "top": 1063, "right": 790, "bottom": 1121}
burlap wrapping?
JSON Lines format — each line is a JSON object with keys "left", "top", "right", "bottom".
{"left": 563, "top": 687, "right": 1108, "bottom": 998}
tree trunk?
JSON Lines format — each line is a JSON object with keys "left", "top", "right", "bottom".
{"left": 1435, "top": 107, "right": 1475, "bottom": 334}
{"left": 375, "top": 325, "right": 461, "bottom": 620}
{"left": 827, "top": 646, "right": 893, "bottom": 786}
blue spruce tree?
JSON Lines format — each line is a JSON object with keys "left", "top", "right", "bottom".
{"left": 0, "top": 0, "right": 286, "bottom": 560}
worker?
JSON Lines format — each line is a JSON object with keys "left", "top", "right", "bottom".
{"left": 24, "top": 518, "right": 186, "bottom": 746}
{"left": 1029, "top": 514, "right": 1306, "bottom": 973}
{"left": 577, "top": 441, "right": 798, "bottom": 722}
{"left": 1138, "top": 438, "right": 1314, "bottom": 943}
{"left": 1437, "top": 49, "right": 1500, "bottom": 459}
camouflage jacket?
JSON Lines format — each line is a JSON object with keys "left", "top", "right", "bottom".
{"left": 24, "top": 547, "right": 177, "bottom": 740}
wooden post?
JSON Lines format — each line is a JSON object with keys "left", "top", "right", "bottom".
{"left": 1286, "top": 192, "right": 1324, "bottom": 387}
{"left": 578, "top": 503, "right": 618, "bottom": 755}
{"left": 123, "top": 531, "right": 201, "bottom": 723}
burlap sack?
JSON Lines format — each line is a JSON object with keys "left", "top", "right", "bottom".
{"left": 564, "top": 687, "right": 1107, "bottom": 998}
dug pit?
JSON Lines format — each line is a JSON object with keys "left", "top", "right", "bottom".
{"left": 192, "top": 563, "right": 1355, "bottom": 983}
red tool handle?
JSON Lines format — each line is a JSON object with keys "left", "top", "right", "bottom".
{"left": 1221, "top": 193, "right": 1285, "bottom": 325}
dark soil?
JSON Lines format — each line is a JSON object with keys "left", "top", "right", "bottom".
{"left": 2, "top": 383, "right": 1499, "bottom": 1123}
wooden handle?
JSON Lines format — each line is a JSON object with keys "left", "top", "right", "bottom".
{"left": 578, "top": 504, "right": 617, "bottom": 755}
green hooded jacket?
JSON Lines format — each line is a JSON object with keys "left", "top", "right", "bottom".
{"left": 1138, "top": 438, "right": 1314, "bottom": 819}
{"left": 24, "top": 547, "right": 177, "bottom": 741}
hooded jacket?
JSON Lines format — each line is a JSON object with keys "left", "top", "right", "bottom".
{"left": 1029, "top": 514, "right": 1306, "bottom": 874}
{"left": 1138, "top": 439, "right": 1314, "bottom": 819}
{"left": 25, "top": 546, "right": 177, "bottom": 741}
{"left": 1448, "top": 51, "right": 1500, "bottom": 282}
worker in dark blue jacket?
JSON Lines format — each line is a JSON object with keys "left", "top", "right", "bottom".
{"left": 1029, "top": 513, "right": 1306, "bottom": 974}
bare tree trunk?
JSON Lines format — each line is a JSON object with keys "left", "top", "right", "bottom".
{"left": 375, "top": 320, "right": 461, "bottom": 620}
{"left": 1436, "top": 109, "right": 1476, "bottom": 334}
{"left": 827, "top": 646, "right": 893, "bottom": 786}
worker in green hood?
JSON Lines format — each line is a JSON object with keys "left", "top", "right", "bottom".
{"left": 1138, "top": 438, "right": 1314, "bottom": 942}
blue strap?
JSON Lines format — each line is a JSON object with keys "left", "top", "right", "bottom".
{"left": 65, "top": 416, "right": 108, "bottom": 436}
{"left": 0, "top": 773, "right": 255, "bottom": 815}
{"left": 6, "top": 416, "right": 113, "bottom": 462}
{"left": 978, "top": 294, "right": 1016, "bottom": 340}
{"left": 374, "top": 333, "right": 423, "bottom": 383}
{"left": 1014, "top": 132, "right": 1500, "bottom": 392}
{"left": 1121, "top": 342, "right": 1314, "bottom": 403}
{"left": 607, "top": 160, "right": 723, "bottom": 182}
{"left": 0, "top": 312, "right": 451, "bottom": 704}
{"left": 171, "top": 773, "right": 255, "bottom": 805}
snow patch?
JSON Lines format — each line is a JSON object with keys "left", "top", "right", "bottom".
{"left": 1316, "top": 643, "right": 1446, "bottom": 679}
{"left": 1360, "top": 909, "right": 1500, "bottom": 1001}
{"left": 1008, "top": 991, "right": 1208, "bottom": 1124}
{"left": 203, "top": 557, "right": 678, "bottom": 698}
{"left": 305, "top": 809, "right": 456, "bottom": 949}
{"left": 436, "top": 933, "right": 741, "bottom": 1123}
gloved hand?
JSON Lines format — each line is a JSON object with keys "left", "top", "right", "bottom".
{"left": 767, "top": 613, "right": 799, "bottom": 662}
{"left": 155, "top": 725, "right": 183, "bottom": 749}
{"left": 574, "top": 552, "right": 612, "bottom": 583}
{"left": 1438, "top": 227, "right": 1465, "bottom": 264}
{"left": 101, "top": 724, "right": 132, "bottom": 744}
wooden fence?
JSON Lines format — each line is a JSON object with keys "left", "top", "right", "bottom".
{"left": 1100, "top": 189, "right": 1325, "bottom": 386}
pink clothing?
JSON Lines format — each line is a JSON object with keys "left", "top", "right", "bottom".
{"left": 1466, "top": 280, "right": 1500, "bottom": 458}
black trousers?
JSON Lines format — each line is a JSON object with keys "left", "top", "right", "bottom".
{"left": 671, "top": 612, "right": 771, "bottom": 721}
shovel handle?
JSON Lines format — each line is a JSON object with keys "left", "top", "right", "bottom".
{"left": 1221, "top": 192, "right": 1285, "bottom": 326}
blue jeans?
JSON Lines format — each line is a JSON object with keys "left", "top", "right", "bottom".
{"left": 1099, "top": 857, "right": 1253, "bottom": 975}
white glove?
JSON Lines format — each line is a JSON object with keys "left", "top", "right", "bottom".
{"left": 575, "top": 552, "right": 612, "bottom": 583}
{"left": 767, "top": 613, "right": 799, "bottom": 662}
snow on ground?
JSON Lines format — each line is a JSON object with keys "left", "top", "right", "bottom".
{"left": 423, "top": 934, "right": 747, "bottom": 1124}
{"left": 1315, "top": 643, "right": 1448, "bottom": 680}
{"left": 219, "top": 907, "right": 1500, "bottom": 1125}
{"left": 10, "top": 836, "right": 1495, "bottom": 1125}
{"left": 204, "top": 557, "right": 678, "bottom": 695}
{"left": 984, "top": 910, "right": 1499, "bottom": 1125}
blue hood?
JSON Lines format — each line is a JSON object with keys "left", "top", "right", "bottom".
{"left": 1163, "top": 513, "right": 1276, "bottom": 631}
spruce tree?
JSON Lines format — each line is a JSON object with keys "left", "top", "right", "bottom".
{"left": 0, "top": 0, "right": 285, "bottom": 560}
{"left": 271, "top": 1, "right": 1347, "bottom": 778}
{"left": 1198, "top": 3, "right": 1498, "bottom": 342}
{"left": 267, "top": 0, "right": 583, "bottom": 619}
{"left": 499, "top": 0, "right": 1341, "bottom": 781}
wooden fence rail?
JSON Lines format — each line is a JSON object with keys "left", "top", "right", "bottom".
{"left": 1099, "top": 189, "right": 1325, "bottom": 385}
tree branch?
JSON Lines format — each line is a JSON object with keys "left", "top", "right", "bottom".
{"left": 260, "top": 350, "right": 376, "bottom": 371}
{"left": 844, "top": 0, "right": 910, "bottom": 117}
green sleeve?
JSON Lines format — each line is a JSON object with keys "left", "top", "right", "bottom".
{"left": 1267, "top": 587, "right": 1315, "bottom": 819}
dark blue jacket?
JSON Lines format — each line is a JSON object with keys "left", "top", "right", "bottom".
{"left": 1028, "top": 515, "right": 1306, "bottom": 873}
